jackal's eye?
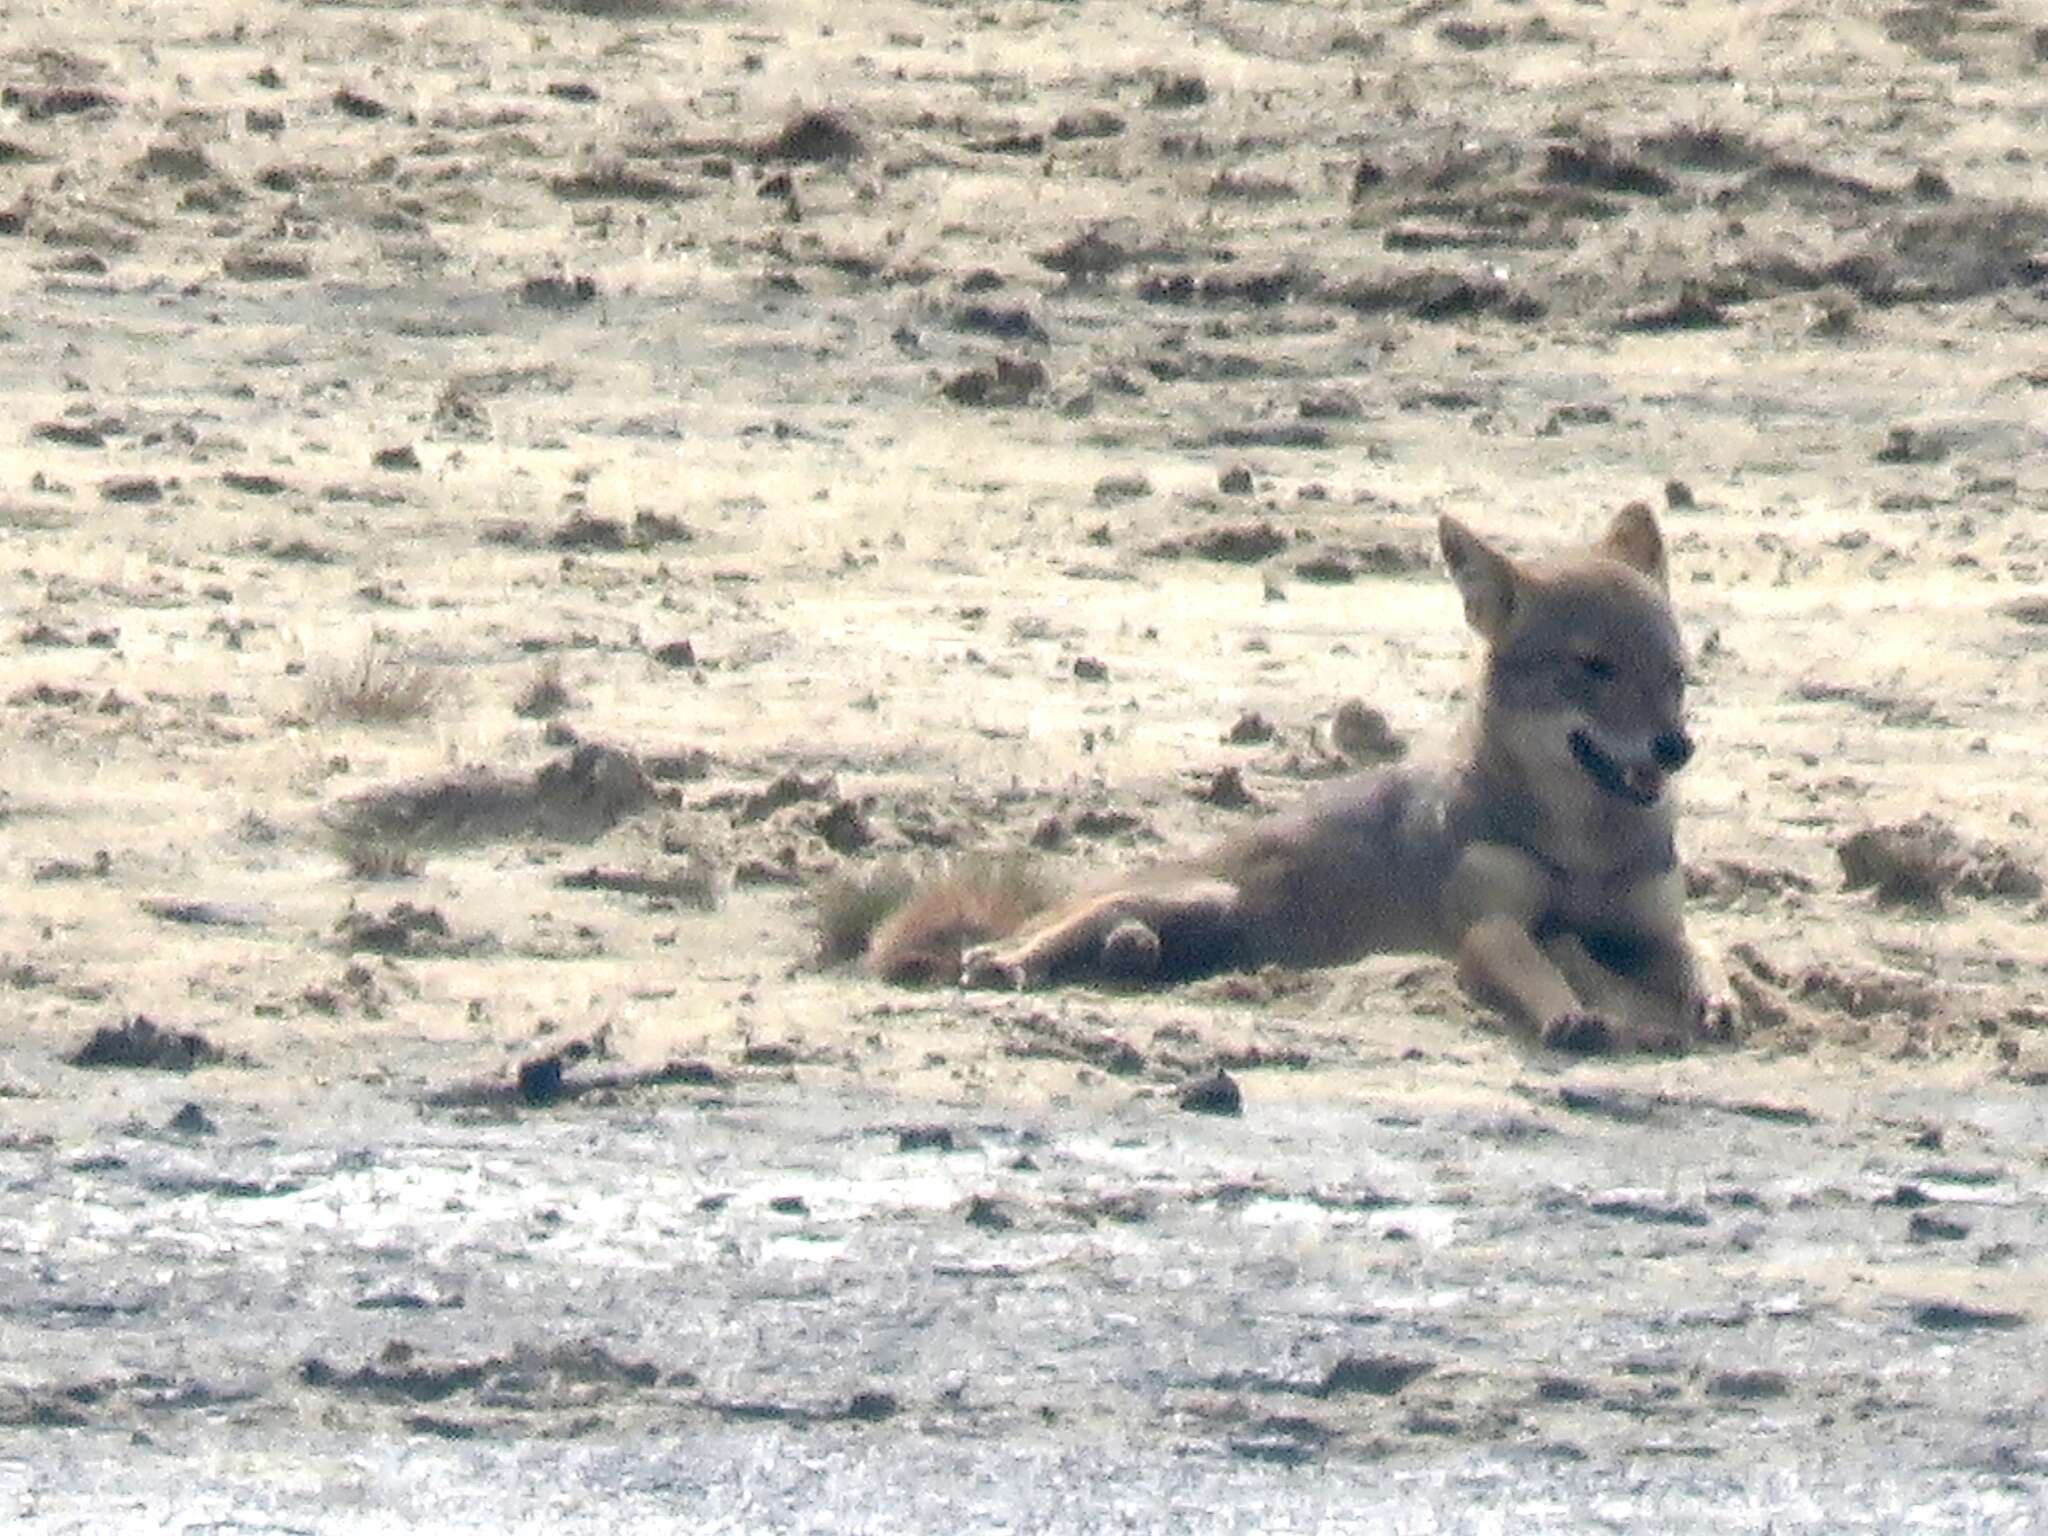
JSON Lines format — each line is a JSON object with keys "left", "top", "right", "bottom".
{"left": 1576, "top": 653, "right": 1614, "bottom": 682}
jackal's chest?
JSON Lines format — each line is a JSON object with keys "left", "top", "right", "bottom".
{"left": 1539, "top": 857, "right": 1681, "bottom": 943}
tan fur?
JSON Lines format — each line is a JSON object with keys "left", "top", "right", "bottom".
{"left": 866, "top": 506, "right": 1734, "bottom": 1054}
{"left": 865, "top": 874, "right": 1051, "bottom": 986}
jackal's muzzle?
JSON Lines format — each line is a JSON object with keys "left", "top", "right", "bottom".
{"left": 1569, "top": 728, "right": 1692, "bottom": 807}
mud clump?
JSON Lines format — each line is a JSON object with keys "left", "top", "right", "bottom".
{"left": 1224, "top": 711, "right": 1275, "bottom": 744}
{"left": 69, "top": 1016, "right": 224, "bottom": 1072}
{"left": 335, "top": 902, "right": 476, "bottom": 958}
{"left": 516, "top": 1057, "right": 569, "bottom": 1105}
{"left": 167, "top": 1102, "right": 217, "bottom": 1135}
{"left": 941, "top": 357, "right": 1046, "bottom": 408}
{"left": 1148, "top": 520, "right": 1287, "bottom": 564}
{"left": 1837, "top": 816, "right": 2041, "bottom": 907}
{"left": 1191, "top": 766, "right": 1256, "bottom": 810}
{"left": 1178, "top": 1070, "right": 1243, "bottom": 1116}
{"left": 1327, "top": 699, "right": 1406, "bottom": 763}
{"left": 1314, "top": 1354, "right": 1432, "bottom": 1398}
{"left": 455, "top": 1059, "right": 720, "bottom": 1112}
{"left": 762, "top": 109, "right": 862, "bottom": 164}
{"left": 300, "top": 1339, "right": 662, "bottom": 1407}
{"left": 1910, "top": 1302, "right": 2026, "bottom": 1332}
{"left": 557, "top": 859, "right": 720, "bottom": 909}
{"left": 331, "top": 744, "right": 657, "bottom": 850}
{"left": 737, "top": 771, "right": 835, "bottom": 825}
{"left": 1705, "top": 1370, "right": 1791, "bottom": 1401}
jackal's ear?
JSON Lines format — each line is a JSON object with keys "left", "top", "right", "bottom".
{"left": 1597, "top": 501, "right": 1668, "bottom": 590}
{"left": 1438, "top": 516, "right": 1522, "bottom": 642}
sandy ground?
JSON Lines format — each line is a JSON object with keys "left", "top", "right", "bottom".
{"left": 3, "top": 0, "right": 2048, "bottom": 1528}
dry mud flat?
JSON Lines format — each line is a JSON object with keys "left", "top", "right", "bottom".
{"left": 3, "top": 0, "right": 2048, "bottom": 1528}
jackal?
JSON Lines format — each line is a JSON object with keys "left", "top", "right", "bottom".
{"left": 866, "top": 503, "right": 1731, "bottom": 1053}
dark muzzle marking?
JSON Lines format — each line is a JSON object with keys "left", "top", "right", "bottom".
{"left": 1569, "top": 730, "right": 1662, "bottom": 807}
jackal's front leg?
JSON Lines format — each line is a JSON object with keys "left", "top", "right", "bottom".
{"left": 1448, "top": 844, "right": 1615, "bottom": 1053}
{"left": 1543, "top": 932, "right": 1737, "bottom": 1052}
{"left": 1458, "top": 916, "right": 1615, "bottom": 1052}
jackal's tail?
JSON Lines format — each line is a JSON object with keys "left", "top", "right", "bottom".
{"left": 817, "top": 857, "right": 1057, "bottom": 986}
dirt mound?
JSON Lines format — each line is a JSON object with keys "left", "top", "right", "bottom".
{"left": 1837, "top": 816, "right": 2042, "bottom": 908}
{"left": 329, "top": 744, "right": 659, "bottom": 852}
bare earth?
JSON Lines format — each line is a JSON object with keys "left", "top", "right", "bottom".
{"left": 3, "top": 0, "right": 2048, "bottom": 1528}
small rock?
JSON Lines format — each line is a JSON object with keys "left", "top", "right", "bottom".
{"left": 1093, "top": 471, "right": 1151, "bottom": 504}
{"left": 651, "top": 639, "right": 696, "bottom": 668}
{"left": 1219, "top": 464, "right": 1253, "bottom": 495}
{"left": 1838, "top": 816, "right": 2042, "bottom": 907}
{"left": 1035, "top": 228, "right": 1133, "bottom": 283}
{"left": 1029, "top": 816, "right": 1068, "bottom": 850}
{"left": 1315, "top": 1354, "right": 1432, "bottom": 1398}
{"left": 1911, "top": 1301, "right": 2025, "bottom": 1332}
{"left": 1908, "top": 1212, "right": 1970, "bottom": 1243}
{"left": 816, "top": 799, "right": 874, "bottom": 854}
{"left": 140, "top": 143, "right": 212, "bottom": 181}
{"left": 764, "top": 109, "right": 862, "bottom": 164}
{"left": 1293, "top": 553, "right": 1357, "bottom": 585}
{"left": 517, "top": 1056, "right": 566, "bottom": 1106}
{"left": 1072, "top": 656, "right": 1109, "bottom": 682}
{"left": 1445, "top": 17, "right": 1511, "bottom": 46}
{"left": 1149, "top": 72, "right": 1208, "bottom": 108}
{"left": 1909, "top": 167, "right": 1953, "bottom": 203}
{"left": 223, "top": 248, "right": 311, "bottom": 282}
{"left": 70, "top": 1016, "right": 223, "bottom": 1072}
{"left": 1178, "top": 1070, "right": 1243, "bottom": 1116}
{"left": 519, "top": 274, "right": 597, "bottom": 309}
{"left": 100, "top": 475, "right": 163, "bottom": 504}
{"left": 844, "top": 1389, "right": 898, "bottom": 1422}
{"left": 1664, "top": 479, "right": 1696, "bottom": 509}
{"left": 965, "top": 1194, "right": 1014, "bottom": 1230}
{"left": 737, "top": 771, "right": 834, "bottom": 825}
{"left": 333, "top": 88, "right": 388, "bottom": 120}
{"left": 1192, "top": 766, "right": 1256, "bottom": 809}
{"left": 167, "top": 1102, "right": 217, "bottom": 1136}
{"left": 1224, "top": 711, "right": 1274, "bottom": 745}
{"left": 941, "top": 357, "right": 1046, "bottom": 408}
{"left": 373, "top": 445, "right": 421, "bottom": 472}
{"left": 1705, "top": 1369, "right": 1790, "bottom": 1400}
{"left": 1617, "top": 288, "right": 1728, "bottom": 333}
{"left": 955, "top": 304, "right": 1047, "bottom": 343}
{"left": 32, "top": 421, "right": 106, "bottom": 448}
{"left": 1051, "top": 108, "right": 1124, "bottom": 141}
{"left": 1329, "top": 699, "right": 1404, "bottom": 762}
{"left": 1171, "top": 521, "right": 1286, "bottom": 564}
{"left": 1298, "top": 389, "right": 1363, "bottom": 421}
{"left": 1875, "top": 425, "right": 1950, "bottom": 465}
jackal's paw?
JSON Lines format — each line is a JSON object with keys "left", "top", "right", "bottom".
{"left": 1541, "top": 1010, "right": 1616, "bottom": 1056}
{"left": 1692, "top": 990, "right": 1740, "bottom": 1044}
{"left": 960, "top": 943, "right": 1031, "bottom": 991}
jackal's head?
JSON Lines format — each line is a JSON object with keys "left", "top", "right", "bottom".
{"left": 1439, "top": 503, "right": 1692, "bottom": 810}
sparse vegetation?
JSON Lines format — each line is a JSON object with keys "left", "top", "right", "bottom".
{"left": 307, "top": 645, "right": 446, "bottom": 725}
{"left": 333, "top": 826, "right": 424, "bottom": 881}
{"left": 814, "top": 853, "right": 1056, "bottom": 972}
{"left": 814, "top": 859, "right": 919, "bottom": 965}
{"left": 515, "top": 660, "right": 573, "bottom": 720}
